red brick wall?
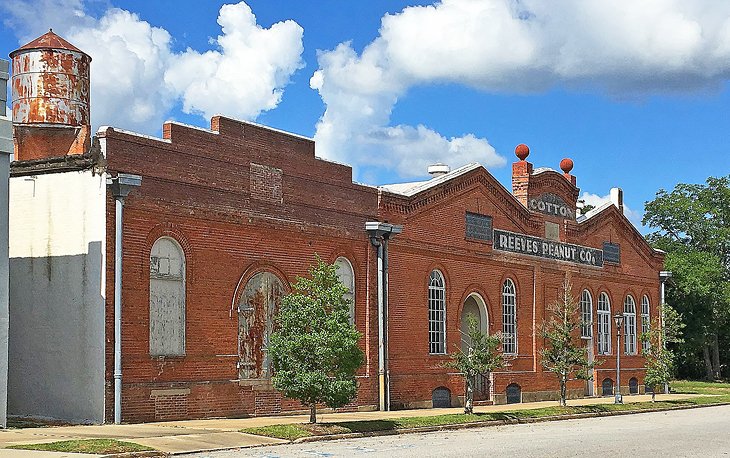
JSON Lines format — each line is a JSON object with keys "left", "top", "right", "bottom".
{"left": 100, "top": 117, "right": 662, "bottom": 421}
{"left": 381, "top": 170, "right": 663, "bottom": 407}
{"left": 101, "top": 118, "right": 380, "bottom": 422}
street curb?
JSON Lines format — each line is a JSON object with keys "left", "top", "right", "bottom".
{"left": 22, "top": 400, "right": 730, "bottom": 457}
{"left": 101, "top": 451, "right": 167, "bottom": 458}
{"left": 289, "top": 401, "right": 730, "bottom": 444}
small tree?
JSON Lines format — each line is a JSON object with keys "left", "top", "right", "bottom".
{"left": 268, "top": 257, "right": 364, "bottom": 423}
{"left": 540, "top": 280, "right": 600, "bottom": 406}
{"left": 642, "top": 319, "right": 674, "bottom": 402}
{"left": 447, "top": 314, "right": 505, "bottom": 414}
{"left": 641, "top": 304, "right": 684, "bottom": 400}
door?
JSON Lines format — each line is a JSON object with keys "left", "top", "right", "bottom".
{"left": 460, "top": 294, "right": 489, "bottom": 401}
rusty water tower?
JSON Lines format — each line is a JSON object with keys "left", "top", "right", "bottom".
{"left": 9, "top": 30, "right": 91, "bottom": 161}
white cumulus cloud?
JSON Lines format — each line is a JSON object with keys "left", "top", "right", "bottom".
{"left": 312, "top": 0, "right": 730, "bottom": 180}
{"left": 1, "top": 0, "right": 304, "bottom": 133}
{"left": 580, "top": 191, "right": 642, "bottom": 228}
{"left": 165, "top": 2, "right": 303, "bottom": 121}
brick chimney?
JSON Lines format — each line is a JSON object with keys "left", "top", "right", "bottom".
{"left": 10, "top": 30, "right": 91, "bottom": 161}
{"left": 512, "top": 144, "right": 532, "bottom": 207}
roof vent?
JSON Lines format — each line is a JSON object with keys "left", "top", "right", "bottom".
{"left": 428, "top": 163, "right": 450, "bottom": 178}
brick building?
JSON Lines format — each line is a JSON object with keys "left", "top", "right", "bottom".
{"left": 5, "top": 32, "right": 664, "bottom": 423}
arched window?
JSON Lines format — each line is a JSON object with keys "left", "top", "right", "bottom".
{"left": 624, "top": 295, "right": 637, "bottom": 355}
{"left": 597, "top": 292, "right": 611, "bottom": 355}
{"left": 149, "top": 237, "right": 186, "bottom": 356}
{"left": 334, "top": 257, "right": 355, "bottom": 324}
{"left": 502, "top": 279, "right": 517, "bottom": 354}
{"left": 237, "top": 271, "right": 285, "bottom": 379}
{"left": 428, "top": 270, "right": 446, "bottom": 354}
{"left": 580, "top": 289, "right": 593, "bottom": 339}
{"left": 641, "top": 295, "right": 651, "bottom": 353}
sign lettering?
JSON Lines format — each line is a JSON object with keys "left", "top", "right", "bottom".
{"left": 493, "top": 229, "right": 604, "bottom": 267}
{"left": 528, "top": 193, "right": 575, "bottom": 220}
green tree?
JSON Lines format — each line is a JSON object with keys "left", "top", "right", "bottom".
{"left": 446, "top": 314, "right": 505, "bottom": 414}
{"left": 643, "top": 175, "right": 730, "bottom": 380}
{"left": 268, "top": 257, "right": 364, "bottom": 423}
{"left": 641, "top": 317, "right": 675, "bottom": 402}
{"left": 540, "top": 280, "right": 599, "bottom": 406}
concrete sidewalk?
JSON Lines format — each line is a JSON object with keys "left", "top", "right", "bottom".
{"left": 0, "top": 394, "right": 698, "bottom": 456}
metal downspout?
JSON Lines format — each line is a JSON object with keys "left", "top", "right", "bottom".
{"left": 383, "top": 237, "right": 390, "bottom": 411}
{"left": 108, "top": 174, "right": 141, "bottom": 425}
{"left": 113, "top": 197, "right": 123, "bottom": 424}
{"left": 376, "top": 241, "right": 386, "bottom": 411}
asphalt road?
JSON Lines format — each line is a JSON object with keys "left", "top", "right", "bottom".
{"left": 184, "top": 405, "right": 730, "bottom": 458}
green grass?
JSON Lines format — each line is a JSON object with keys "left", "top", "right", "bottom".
{"left": 7, "top": 439, "right": 153, "bottom": 454}
{"left": 242, "top": 381, "right": 730, "bottom": 441}
{"left": 671, "top": 380, "right": 730, "bottom": 395}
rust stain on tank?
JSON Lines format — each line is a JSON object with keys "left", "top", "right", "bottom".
{"left": 11, "top": 48, "right": 90, "bottom": 126}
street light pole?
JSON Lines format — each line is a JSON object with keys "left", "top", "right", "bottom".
{"left": 659, "top": 271, "right": 673, "bottom": 395}
{"left": 614, "top": 314, "right": 624, "bottom": 404}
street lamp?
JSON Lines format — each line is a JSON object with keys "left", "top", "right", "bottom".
{"left": 659, "top": 271, "right": 673, "bottom": 395}
{"left": 613, "top": 313, "right": 625, "bottom": 404}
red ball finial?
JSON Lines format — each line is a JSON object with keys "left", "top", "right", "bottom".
{"left": 515, "top": 144, "right": 530, "bottom": 161}
{"left": 560, "top": 158, "right": 574, "bottom": 174}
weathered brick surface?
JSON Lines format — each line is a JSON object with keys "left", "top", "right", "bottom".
{"left": 380, "top": 163, "right": 663, "bottom": 408}
{"left": 99, "top": 117, "right": 662, "bottom": 422}
{"left": 101, "top": 118, "right": 380, "bottom": 422}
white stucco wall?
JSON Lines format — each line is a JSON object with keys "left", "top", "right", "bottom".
{"left": 1, "top": 56, "right": 12, "bottom": 428}
{"left": 8, "top": 170, "right": 106, "bottom": 423}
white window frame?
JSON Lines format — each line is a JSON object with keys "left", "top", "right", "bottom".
{"left": 502, "top": 279, "right": 517, "bottom": 355}
{"left": 624, "top": 295, "right": 637, "bottom": 355}
{"left": 428, "top": 270, "right": 446, "bottom": 354}
{"left": 641, "top": 295, "right": 651, "bottom": 353}
{"left": 580, "top": 289, "right": 593, "bottom": 339}
{"left": 597, "top": 292, "right": 611, "bottom": 355}
{"left": 334, "top": 257, "right": 355, "bottom": 324}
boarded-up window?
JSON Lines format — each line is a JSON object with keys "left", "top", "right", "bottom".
{"left": 150, "top": 237, "right": 186, "bottom": 356}
{"left": 465, "top": 212, "right": 493, "bottom": 242}
{"left": 238, "top": 272, "right": 284, "bottom": 379}
{"left": 334, "top": 257, "right": 355, "bottom": 324}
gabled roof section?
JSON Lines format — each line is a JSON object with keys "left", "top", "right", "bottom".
{"left": 574, "top": 201, "right": 665, "bottom": 260}
{"left": 378, "top": 162, "right": 538, "bottom": 231}
{"left": 379, "top": 163, "right": 481, "bottom": 197}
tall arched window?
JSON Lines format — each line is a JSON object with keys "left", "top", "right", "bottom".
{"left": 334, "top": 257, "right": 355, "bottom": 324}
{"left": 502, "top": 279, "right": 517, "bottom": 354}
{"left": 237, "top": 271, "right": 285, "bottom": 379}
{"left": 149, "top": 237, "right": 186, "bottom": 356}
{"left": 641, "top": 295, "right": 651, "bottom": 353}
{"left": 597, "top": 292, "right": 611, "bottom": 355}
{"left": 624, "top": 295, "right": 637, "bottom": 355}
{"left": 428, "top": 270, "right": 446, "bottom": 354}
{"left": 580, "top": 289, "right": 593, "bottom": 339}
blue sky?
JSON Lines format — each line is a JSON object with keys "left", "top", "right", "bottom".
{"left": 2, "top": 0, "right": 730, "bottom": 231}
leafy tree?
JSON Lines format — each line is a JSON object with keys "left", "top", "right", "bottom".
{"left": 540, "top": 280, "right": 600, "bottom": 406}
{"left": 577, "top": 199, "right": 595, "bottom": 216}
{"left": 643, "top": 175, "right": 730, "bottom": 380}
{"left": 446, "top": 314, "right": 505, "bottom": 414}
{"left": 268, "top": 257, "right": 364, "bottom": 423}
{"left": 641, "top": 317, "right": 675, "bottom": 402}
